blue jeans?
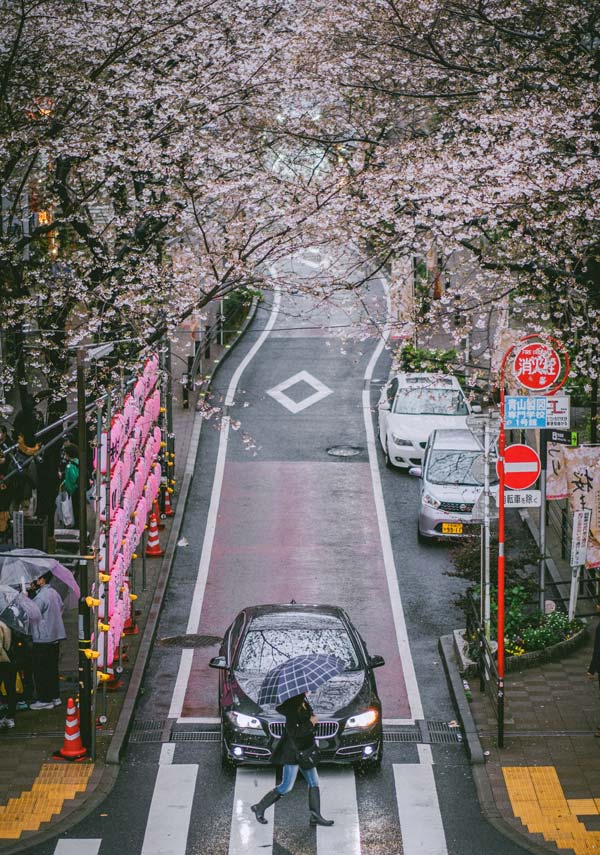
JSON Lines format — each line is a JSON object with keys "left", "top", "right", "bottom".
{"left": 276, "top": 764, "right": 319, "bottom": 794}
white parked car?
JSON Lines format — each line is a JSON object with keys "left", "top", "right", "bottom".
{"left": 377, "top": 373, "right": 479, "bottom": 469}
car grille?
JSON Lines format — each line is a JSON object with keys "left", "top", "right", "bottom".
{"left": 269, "top": 721, "right": 339, "bottom": 739}
{"left": 439, "top": 501, "right": 474, "bottom": 513}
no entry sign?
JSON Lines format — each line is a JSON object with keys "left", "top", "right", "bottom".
{"left": 500, "top": 444, "right": 541, "bottom": 490}
{"left": 513, "top": 343, "right": 561, "bottom": 391}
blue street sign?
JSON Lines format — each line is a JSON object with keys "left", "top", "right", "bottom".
{"left": 504, "top": 396, "right": 570, "bottom": 429}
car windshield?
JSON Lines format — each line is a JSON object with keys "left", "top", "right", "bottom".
{"left": 393, "top": 387, "right": 468, "bottom": 416}
{"left": 235, "top": 624, "right": 361, "bottom": 674}
{"left": 427, "top": 449, "right": 499, "bottom": 486}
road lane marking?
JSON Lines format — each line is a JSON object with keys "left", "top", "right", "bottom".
{"left": 168, "top": 648, "right": 193, "bottom": 720}
{"left": 316, "top": 768, "right": 361, "bottom": 854}
{"left": 140, "top": 764, "right": 198, "bottom": 855}
{"left": 186, "top": 287, "right": 282, "bottom": 636}
{"left": 229, "top": 768, "right": 275, "bottom": 855}
{"left": 54, "top": 842, "right": 101, "bottom": 855}
{"left": 393, "top": 761, "right": 447, "bottom": 855}
{"left": 266, "top": 369, "right": 333, "bottom": 413}
{"left": 362, "top": 283, "right": 423, "bottom": 723}
{"left": 159, "top": 743, "right": 175, "bottom": 765}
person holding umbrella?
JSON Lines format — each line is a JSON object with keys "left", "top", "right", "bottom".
{"left": 251, "top": 654, "right": 343, "bottom": 827}
{"left": 0, "top": 585, "right": 42, "bottom": 726}
{"left": 29, "top": 572, "right": 66, "bottom": 710}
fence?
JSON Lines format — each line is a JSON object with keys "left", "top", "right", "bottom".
{"left": 465, "top": 590, "right": 504, "bottom": 746}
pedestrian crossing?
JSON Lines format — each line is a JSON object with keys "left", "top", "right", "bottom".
{"left": 52, "top": 757, "right": 448, "bottom": 855}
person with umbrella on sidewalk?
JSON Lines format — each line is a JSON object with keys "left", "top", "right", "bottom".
{"left": 251, "top": 654, "right": 344, "bottom": 828}
{"left": 28, "top": 572, "right": 67, "bottom": 710}
{"left": 0, "top": 585, "right": 41, "bottom": 728}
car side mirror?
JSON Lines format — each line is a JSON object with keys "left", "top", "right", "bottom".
{"left": 408, "top": 466, "right": 422, "bottom": 478}
{"left": 471, "top": 404, "right": 482, "bottom": 413}
{"left": 209, "top": 656, "right": 228, "bottom": 670}
{"left": 369, "top": 654, "right": 385, "bottom": 669}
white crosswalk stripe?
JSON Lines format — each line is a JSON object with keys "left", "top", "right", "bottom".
{"left": 229, "top": 767, "right": 276, "bottom": 855}
{"left": 393, "top": 750, "right": 448, "bottom": 855}
{"left": 54, "top": 842, "right": 102, "bottom": 855}
{"left": 140, "top": 763, "right": 198, "bottom": 855}
{"left": 316, "top": 768, "right": 361, "bottom": 854}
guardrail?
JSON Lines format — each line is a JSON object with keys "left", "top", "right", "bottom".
{"left": 465, "top": 590, "right": 504, "bottom": 745}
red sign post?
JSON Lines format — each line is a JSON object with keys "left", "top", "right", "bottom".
{"left": 502, "top": 444, "right": 541, "bottom": 490}
{"left": 496, "top": 334, "right": 569, "bottom": 748}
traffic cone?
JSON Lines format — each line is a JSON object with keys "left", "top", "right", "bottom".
{"left": 53, "top": 698, "right": 87, "bottom": 761}
{"left": 153, "top": 499, "right": 165, "bottom": 528}
{"left": 163, "top": 489, "right": 174, "bottom": 517}
{"left": 145, "top": 513, "right": 164, "bottom": 557}
{"left": 103, "top": 664, "right": 124, "bottom": 691}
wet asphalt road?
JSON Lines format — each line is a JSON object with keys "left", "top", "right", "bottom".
{"left": 25, "top": 258, "right": 529, "bottom": 855}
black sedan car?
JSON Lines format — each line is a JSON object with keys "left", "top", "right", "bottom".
{"left": 209, "top": 603, "right": 385, "bottom": 770}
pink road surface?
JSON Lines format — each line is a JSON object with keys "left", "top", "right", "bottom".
{"left": 183, "top": 461, "right": 411, "bottom": 719}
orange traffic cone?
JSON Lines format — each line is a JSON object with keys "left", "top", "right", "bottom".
{"left": 163, "top": 489, "right": 174, "bottom": 517}
{"left": 153, "top": 499, "right": 165, "bottom": 529}
{"left": 53, "top": 698, "right": 87, "bottom": 761}
{"left": 104, "top": 664, "right": 124, "bottom": 691}
{"left": 145, "top": 513, "right": 164, "bottom": 557}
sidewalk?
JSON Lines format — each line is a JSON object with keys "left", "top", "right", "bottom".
{"left": 0, "top": 300, "right": 257, "bottom": 853}
{"left": 442, "top": 509, "right": 600, "bottom": 855}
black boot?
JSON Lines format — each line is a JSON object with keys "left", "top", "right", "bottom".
{"left": 309, "top": 786, "right": 334, "bottom": 826}
{"left": 251, "top": 788, "right": 281, "bottom": 824}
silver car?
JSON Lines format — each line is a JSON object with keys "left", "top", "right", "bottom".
{"left": 410, "top": 429, "right": 497, "bottom": 542}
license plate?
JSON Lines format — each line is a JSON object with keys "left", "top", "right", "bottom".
{"left": 442, "top": 523, "right": 463, "bottom": 534}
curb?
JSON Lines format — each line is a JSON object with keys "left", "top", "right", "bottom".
{"left": 439, "top": 634, "right": 484, "bottom": 765}
{"left": 3, "top": 298, "right": 260, "bottom": 854}
{"left": 439, "top": 640, "right": 576, "bottom": 855}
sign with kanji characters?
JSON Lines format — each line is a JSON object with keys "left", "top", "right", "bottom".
{"left": 570, "top": 509, "right": 591, "bottom": 567}
{"left": 564, "top": 446, "right": 600, "bottom": 568}
{"left": 504, "top": 396, "right": 570, "bottom": 429}
{"left": 501, "top": 444, "right": 541, "bottom": 490}
{"left": 513, "top": 343, "right": 562, "bottom": 391}
{"left": 504, "top": 490, "right": 541, "bottom": 508}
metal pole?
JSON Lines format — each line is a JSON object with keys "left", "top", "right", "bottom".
{"left": 568, "top": 565, "right": 582, "bottom": 620}
{"left": 483, "top": 417, "right": 491, "bottom": 641}
{"left": 76, "top": 349, "right": 92, "bottom": 755}
{"left": 497, "top": 353, "right": 509, "bottom": 750}
{"left": 539, "top": 465, "right": 547, "bottom": 614}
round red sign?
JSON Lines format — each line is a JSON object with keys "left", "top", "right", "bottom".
{"left": 513, "top": 343, "right": 561, "bottom": 391}
{"left": 500, "top": 444, "right": 541, "bottom": 490}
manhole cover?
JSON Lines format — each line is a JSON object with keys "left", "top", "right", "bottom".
{"left": 327, "top": 446, "right": 363, "bottom": 457}
{"left": 158, "top": 634, "right": 222, "bottom": 648}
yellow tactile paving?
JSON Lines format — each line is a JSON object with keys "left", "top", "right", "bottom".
{"left": 0, "top": 762, "right": 94, "bottom": 839}
{"left": 503, "top": 766, "right": 600, "bottom": 854}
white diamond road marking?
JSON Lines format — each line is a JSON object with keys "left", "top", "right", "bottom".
{"left": 266, "top": 370, "right": 333, "bottom": 414}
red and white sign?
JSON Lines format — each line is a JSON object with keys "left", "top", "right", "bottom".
{"left": 500, "top": 444, "right": 541, "bottom": 490}
{"left": 513, "top": 343, "right": 561, "bottom": 391}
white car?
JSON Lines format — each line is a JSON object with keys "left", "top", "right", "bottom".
{"left": 377, "top": 373, "right": 479, "bottom": 469}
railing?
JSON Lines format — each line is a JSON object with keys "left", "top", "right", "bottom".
{"left": 465, "top": 591, "right": 502, "bottom": 738}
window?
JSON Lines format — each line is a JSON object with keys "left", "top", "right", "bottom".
{"left": 393, "top": 387, "right": 468, "bottom": 416}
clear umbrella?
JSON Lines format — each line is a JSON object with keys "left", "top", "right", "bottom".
{"left": 0, "top": 549, "right": 80, "bottom": 609}
{"left": 0, "top": 584, "right": 42, "bottom": 636}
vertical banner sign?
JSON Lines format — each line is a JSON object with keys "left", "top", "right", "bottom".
{"left": 570, "top": 509, "right": 591, "bottom": 567}
{"left": 564, "top": 447, "right": 600, "bottom": 568}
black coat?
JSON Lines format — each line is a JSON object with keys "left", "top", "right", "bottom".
{"left": 589, "top": 620, "right": 600, "bottom": 676}
{"left": 271, "top": 695, "right": 316, "bottom": 767}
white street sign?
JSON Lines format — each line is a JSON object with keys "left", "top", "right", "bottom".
{"left": 570, "top": 509, "right": 591, "bottom": 567}
{"left": 545, "top": 396, "right": 570, "bottom": 428}
{"left": 503, "top": 490, "right": 541, "bottom": 508}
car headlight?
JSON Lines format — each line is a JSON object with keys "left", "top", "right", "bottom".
{"left": 227, "top": 711, "right": 262, "bottom": 729}
{"left": 391, "top": 433, "right": 412, "bottom": 446}
{"left": 422, "top": 492, "right": 441, "bottom": 509}
{"left": 346, "top": 709, "right": 379, "bottom": 729}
